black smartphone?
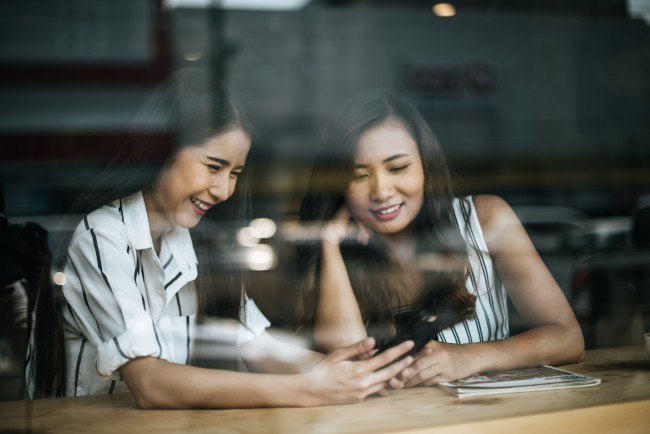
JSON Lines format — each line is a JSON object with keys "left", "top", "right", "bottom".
{"left": 373, "top": 308, "right": 459, "bottom": 357}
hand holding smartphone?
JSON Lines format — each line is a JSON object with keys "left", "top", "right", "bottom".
{"left": 373, "top": 308, "right": 459, "bottom": 357}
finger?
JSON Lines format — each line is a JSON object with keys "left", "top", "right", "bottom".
{"left": 364, "top": 340, "right": 414, "bottom": 371}
{"left": 405, "top": 353, "right": 438, "bottom": 376}
{"left": 400, "top": 354, "right": 439, "bottom": 385}
{"left": 416, "top": 346, "right": 433, "bottom": 358}
{"left": 388, "top": 377, "right": 405, "bottom": 390}
{"left": 404, "top": 367, "right": 442, "bottom": 388}
{"left": 357, "top": 222, "right": 372, "bottom": 245}
{"left": 419, "top": 377, "right": 444, "bottom": 387}
{"left": 404, "top": 376, "right": 425, "bottom": 388}
{"left": 365, "top": 382, "right": 392, "bottom": 398}
{"left": 328, "top": 337, "right": 376, "bottom": 363}
{"left": 398, "top": 366, "right": 413, "bottom": 381}
{"left": 369, "top": 355, "right": 414, "bottom": 386}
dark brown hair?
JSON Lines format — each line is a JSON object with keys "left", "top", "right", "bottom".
{"left": 28, "top": 69, "right": 253, "bottom": 397}
{"left": 295, "top": 89, "right": 475, "bottom": 343}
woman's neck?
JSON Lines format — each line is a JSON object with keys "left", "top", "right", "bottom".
{"left": 142, "top": 188, "right": 170, "bottom": 256}
{"left": 379, "top": 227, "right": 419, "bottom": 265}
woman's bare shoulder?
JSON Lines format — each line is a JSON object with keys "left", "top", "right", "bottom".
{"left": 472, "top": 194, "right": 514, "bottom": 226}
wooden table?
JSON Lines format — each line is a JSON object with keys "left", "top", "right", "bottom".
{"left": 1, "top": 346, "right": 648, "bottom": 434}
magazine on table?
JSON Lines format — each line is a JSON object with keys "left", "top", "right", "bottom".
{"left": 437, "top": 365, "right": 601, "bottom": 398}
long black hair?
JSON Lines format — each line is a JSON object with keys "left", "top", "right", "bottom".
{"left": 28, "top": 68, "right": 254, "bottom": 398}
{"left": 295, "top": 89, "right": 475, "bottom": 341}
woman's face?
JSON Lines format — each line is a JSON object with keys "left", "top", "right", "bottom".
{"left": 145, "top": 128, "right": 251, "bottom": 232}
{"left": 344, "top": 120, "right": 425, "bottom": 236}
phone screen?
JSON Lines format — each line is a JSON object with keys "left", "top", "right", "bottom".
{"left": 374, "top": 309, "right": 459, "bottom": 357}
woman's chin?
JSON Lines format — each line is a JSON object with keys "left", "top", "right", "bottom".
{"left": 176, "top": 214, "right": 202, "bottom": 230}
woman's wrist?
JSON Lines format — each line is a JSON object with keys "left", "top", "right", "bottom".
{"left": 322, "top": 222, "right": 347, "bottom": 245}
{"left": 284, "top": 371, "right": 321, "bottom": 407}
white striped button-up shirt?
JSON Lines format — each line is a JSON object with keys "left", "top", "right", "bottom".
{"left": 26, "top": 191, "right": 269, "bottom": 397}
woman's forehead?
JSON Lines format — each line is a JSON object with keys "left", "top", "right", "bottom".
{"left": 355, "top": 122, "right": 419, "bottom": 161}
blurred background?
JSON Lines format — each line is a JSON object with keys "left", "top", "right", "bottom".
{"left": 1, "top": 0, "right": 650, "bottom": 398}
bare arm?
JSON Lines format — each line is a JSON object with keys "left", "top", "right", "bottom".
{"left": 313, "top": 208, "right": 368, "bottom": 352}
{"left": 401, "top": 195, "right": 584, "bottom": 386}
{"left": 239, "top": 330, "right": 323, "bottom": 374}
{"left": 472, "top": 194, "right": 585, "bottom": 368}
{"left": 120, "top": 336, "right": 414, "bottom": 409}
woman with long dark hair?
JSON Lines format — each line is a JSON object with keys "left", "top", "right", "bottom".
{"left": 25, "top": 71, "right": 415, "bottom": 408}
{"left": 296, "top": 89, "right": 584, "bottom": 387}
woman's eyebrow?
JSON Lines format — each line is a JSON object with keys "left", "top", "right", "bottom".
{"left": 207, "top": 156, "right": 245, "bottom": 170}
{"left": 206, "top": 156, "right": 230, "bottom": 166}
{"left": 383, "top": 153, "right": 410, "bottom": 163}
{"left": 354, "top": 153, "right": 410, "bottom": 168}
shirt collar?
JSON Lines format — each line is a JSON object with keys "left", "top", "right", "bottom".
{"left": 121, "top": 191, "right": 198, "bottom": 274}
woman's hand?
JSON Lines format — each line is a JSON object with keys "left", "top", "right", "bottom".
{"left": 322, "top": 206, "right": 372, "bottom": 246}
{"left": 300, "top": 337, "right": 414, "bottom": 406}
{"left": 398, "top": 341, "right": 478, "bottom": 388}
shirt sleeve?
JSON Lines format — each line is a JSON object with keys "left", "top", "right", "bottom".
{"left": 238, "top": 295, "right": 271, "bottom": 344}
{"left": 64, "top": 223, "right": 163, "bottom": 377}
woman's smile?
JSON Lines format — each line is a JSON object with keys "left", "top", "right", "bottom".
{"left": 371, "top": 203, "right": 403, "bottom": 221}
{"left": 190, "top": 196, "right": 214, "bottom": 215}
{"left": 345, "top": 121, "right": 425, "bottom": 236}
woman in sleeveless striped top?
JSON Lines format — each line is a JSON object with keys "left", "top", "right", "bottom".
{"left": 296, "top": 89, "right": 584, "bottom": 387}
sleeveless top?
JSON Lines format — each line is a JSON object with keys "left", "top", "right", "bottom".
{"left": 436, "top": 196, "right": 509, "bottom": 343}
{"left": 391, "top": 196, "right": 509, "bottom": 344}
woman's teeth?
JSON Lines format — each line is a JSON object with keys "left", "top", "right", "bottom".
{"left": 377, "top": 204, "right": 400, "bottom": 215}
{"left": 191, "top": 197, "right": 209, "bottom": 211}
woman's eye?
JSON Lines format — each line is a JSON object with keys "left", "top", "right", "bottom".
{"left": 230, "top": 171, "right": 241, "bottom": 179}
{"left": 352, "top": 173, "right": 368, "bottom": 181}
{"left": 206, "top": 164, "right": 222, "bottom": 173}
{"left": 389, "top": 164, "right": 409, "bottom": 174}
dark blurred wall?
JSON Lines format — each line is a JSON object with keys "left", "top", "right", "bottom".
{"left": 213, "top": 7, "right": 650, "bottom": 217}
{"left": 1, "top": 1, "right": 649, "bottom": 218}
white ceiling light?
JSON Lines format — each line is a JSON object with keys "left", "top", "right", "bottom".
{"left": 164, "top": 0, "right": 311, "bottom": 10}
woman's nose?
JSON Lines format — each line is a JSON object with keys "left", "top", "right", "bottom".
{"left": 370, "top": 174, "right": 394, "bottom": 202}
{"left": 208, "top": 176, "right": 231, "bottom": 202}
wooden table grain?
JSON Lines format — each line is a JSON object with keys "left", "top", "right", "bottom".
{"left": 1, "top": 345, "right": 648, "bottom": 434}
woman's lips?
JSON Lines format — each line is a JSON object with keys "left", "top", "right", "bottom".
{"left": 190, "top": 197, "right": 213, "bottom": 215}
{"left": 371, "top": 203, "right": 403, "bottom": 221}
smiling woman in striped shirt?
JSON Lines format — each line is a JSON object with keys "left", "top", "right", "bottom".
{"left": 25, "top": 71, "right": 414, "bottom": 409}
{"left": 295, "top": 89, "right": 585, "bottom": 387}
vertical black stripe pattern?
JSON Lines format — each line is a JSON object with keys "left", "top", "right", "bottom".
{"left": 185, "top": 316, "right": 191, "bottom": 365}
{"left": 451, "top": 204, "right": 486, "bottom": 342}
{"left": 461, "top": 198, "right": 497, "bottom": 341}
{"left": 137, "top": 251, "right": 147, "bottom": 311}
{"left": 151, "top": 319, "right": 163, "bottom": 358}
{"left": 89, "top": 228, "right": 113, "bottom": 293}
{"left": 175, "top": 293, "right": 182, "bottom": 316}
{"left": 133, "top": 253, "right": 141, "bottom": 282}
{"left": 140, "top": 257, "right": 145, "bottom": 284}
{"left": 118, "top": 199, "right": 124, "bottom": 223}
{"left": 445, "top": 197, "right": 513, "bottom": 344}
{"left": 68, "top": 255, "right": 103, "bottom": 337}
{"left": 113, "top": 337, "right": 129, "bottom": 359}
{"left": 74, "top": 339, "right": 87, "bottom": 397}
